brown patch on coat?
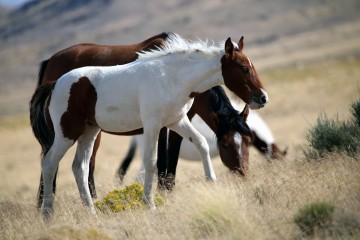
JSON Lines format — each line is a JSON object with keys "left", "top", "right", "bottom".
{"left": 60, "top": 77, "right": 97, "bottom": 141}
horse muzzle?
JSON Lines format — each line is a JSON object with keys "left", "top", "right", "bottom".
{"left": 232, "top": 167, "right": 247, "bottom": 177}
{"left": 249, "top": 89, "right": 269, "bottom": 110}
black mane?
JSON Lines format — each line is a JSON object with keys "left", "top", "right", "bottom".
{"left": 208, "top": 86, "right": 252, "bottom": 140}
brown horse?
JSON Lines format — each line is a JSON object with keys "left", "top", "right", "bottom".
{"left": 34, "top": 32, "right": 267, "bottom": 211}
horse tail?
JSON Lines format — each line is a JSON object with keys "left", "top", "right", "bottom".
{"left": 29, "top": 82, "right": 56, "bottom": 156}
{"left": 117, "top": 137, "right": 137, "bottom": 182}
{"left": 37, "top": 59, "right": 49, "bottom": 87}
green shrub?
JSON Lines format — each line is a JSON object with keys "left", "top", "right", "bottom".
{"left": 306, "top": 114, "right": 339, "bottom": 155}
{"left": 306, "top": 114, "right": 358, "bottom": 156}
{"left": 94, "top": 183, "right": 165, "bottom": 212}
{"left": 304, "top": 99, "right": 360, "bottom": 159}
{"left": 294, "top": 201, "right": 335, "bottom": 236}
{"left": 351, "top": 97, "right": 360, "bottom": 126}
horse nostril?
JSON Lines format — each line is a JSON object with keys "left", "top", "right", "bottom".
{"left": 260, "top": 95, "right": 267, "bottom": 104}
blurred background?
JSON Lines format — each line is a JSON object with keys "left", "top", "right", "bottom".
{"left": 0, "top": 0, "right": 359, "bottom": 116}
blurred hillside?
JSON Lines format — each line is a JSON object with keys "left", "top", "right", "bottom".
{"left": 0, "top": 0, "right": 359, "bottom": 116}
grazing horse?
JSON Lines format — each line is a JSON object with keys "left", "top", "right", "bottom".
{"left": 30, "top": 33, "right": 268, "bottom": 216}
{"left": 118, "top": 95, "right": 287, "bottom": 189}
{"left": 34, "top": 32, "right": 267, "bottom": 209}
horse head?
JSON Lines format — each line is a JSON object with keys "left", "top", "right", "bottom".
{"left": 221, "top": 37, "right": 268, "bottom": 110}
{"left": 214, "top": 104, "right": 252, "bottom": 176}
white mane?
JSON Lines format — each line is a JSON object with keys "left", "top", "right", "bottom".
{"left": 137, "top": 33, "right": 226, "bottom": 60}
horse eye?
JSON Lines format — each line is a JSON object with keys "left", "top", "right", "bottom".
{"left": 242, "top": 68, "right": 250, "bottom": 74}
{"left": 220, "top": 143, "right": 228, "bottom": 149}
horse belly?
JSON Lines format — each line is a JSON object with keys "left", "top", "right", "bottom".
{"left": 94, "top": 89, "right": 142, "bottom": 132}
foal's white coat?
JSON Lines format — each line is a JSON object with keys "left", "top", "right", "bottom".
{"left": 42, "top": 34, "right": 237, "bottom": 213}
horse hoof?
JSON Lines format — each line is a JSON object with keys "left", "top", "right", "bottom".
{"left": 41, "top": 207, "right": 54, "bottom": 219}
{"left": 143, "top": 201, "right": 156, "bottom": 211}
{"left": 149, "top": 205, "right": 156, "bottom": 211}
{"left": 90, "top": 207, "right": 97, "bottom": 216}
{"left": 157, "top": 174, "right": 176, "bottom": 192}
{"left": 165, "top": 178, "right": 175, "bottom": 191}
{"left": 206, "top": 174, "right": 217, "bottom": 182}
{"left": 142, "top": 195, "right": 156, "bottom": 210}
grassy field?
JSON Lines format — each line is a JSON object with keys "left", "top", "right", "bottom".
{"left": 0, "top": 57, "right": 359, "bottom": 239}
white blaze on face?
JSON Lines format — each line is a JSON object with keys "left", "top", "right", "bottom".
{"left": 234, "top": 132, "right": 243, "bottom": 158}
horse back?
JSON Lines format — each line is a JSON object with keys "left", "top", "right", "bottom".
{"left": 40, "top": 32, "right": 170, "bottom": 86}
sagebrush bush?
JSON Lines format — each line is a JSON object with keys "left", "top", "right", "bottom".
{"left": 304, "top": 97, "right": 360, "bottom": 159}
{"left": 351, "top": 97, "right": 360, "bottom": 126}
{"left": 294, "top": 201, "right": 335, "bottom": 236}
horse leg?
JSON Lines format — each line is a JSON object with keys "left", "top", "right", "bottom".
{"left": 167, "top": 117, "right": 216, "bottom": 181}
{"left": 117, "top": 137, "right": 137, "bottom": 183}
{"left": 88, "top": 132, "right": 101, "bottom": 199}
{"left": 157, "top": 127, "right": 168, "bottom": 190}
{"left": 160, "top": 112, "right": 196, "bottom": 191}
{"left": 134, "top": 136, "right": 146, "bottom": 184}
{"left": 134, "top": 127, "right": 168, "bottom": 189}
{"left": 37, "top": 165, "right": 59, "bottom": 211}
{"left": 142, "top": 122, "right": 161, "bottom": 209}
{"left": 37, "top": 174, "right": 44, "bottom": 210}
{"left": 41, "top": 137, "right": 73, "bottom": 217}
{"left": 162, "top": 130, "right": 183, "bottom": 191}
{"left": 72, "top": 125, "right": 100, "bottom": 215}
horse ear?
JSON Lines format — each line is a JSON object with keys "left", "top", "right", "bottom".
{"left": 225, "top": 37, "right": 234, "bottom": 57}
{"left": 241, "top": 104, "right": 249, "bottom": 121}
{"left": 238, "top": 36, "right": 244, "bottom": 52}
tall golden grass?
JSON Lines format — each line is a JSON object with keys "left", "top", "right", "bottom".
{"left": 1, "top": 152, "right": 359, "bottom": 239}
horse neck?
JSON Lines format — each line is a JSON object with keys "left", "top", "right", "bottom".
{"left": 174, "top": 54, "right": 224, "bottom": 94}
{"left": 209, "top": 88, "right": 240, "bottom": 138}
{"left": 207, "top": 87, "right": 251, "bottom": 140}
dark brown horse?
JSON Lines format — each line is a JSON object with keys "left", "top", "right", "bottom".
{"left": 34, "top": 32, "right": 267, "bottom": 210}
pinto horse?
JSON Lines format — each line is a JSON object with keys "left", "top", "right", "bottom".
{"left": 30, "top": 33, "right": 268, "bottom": 216}
{"left": 33, "top": 32, "right": 267, "bottom": 209}
{"left": 35, "top": 32, "right": 170, "bottom": 208}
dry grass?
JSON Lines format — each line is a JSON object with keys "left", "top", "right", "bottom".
{"left": 1, "top": 154, "right": 359, "bottom": 239}
{"left": 1, "top": 57, "right": 359, "bottom": 239}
